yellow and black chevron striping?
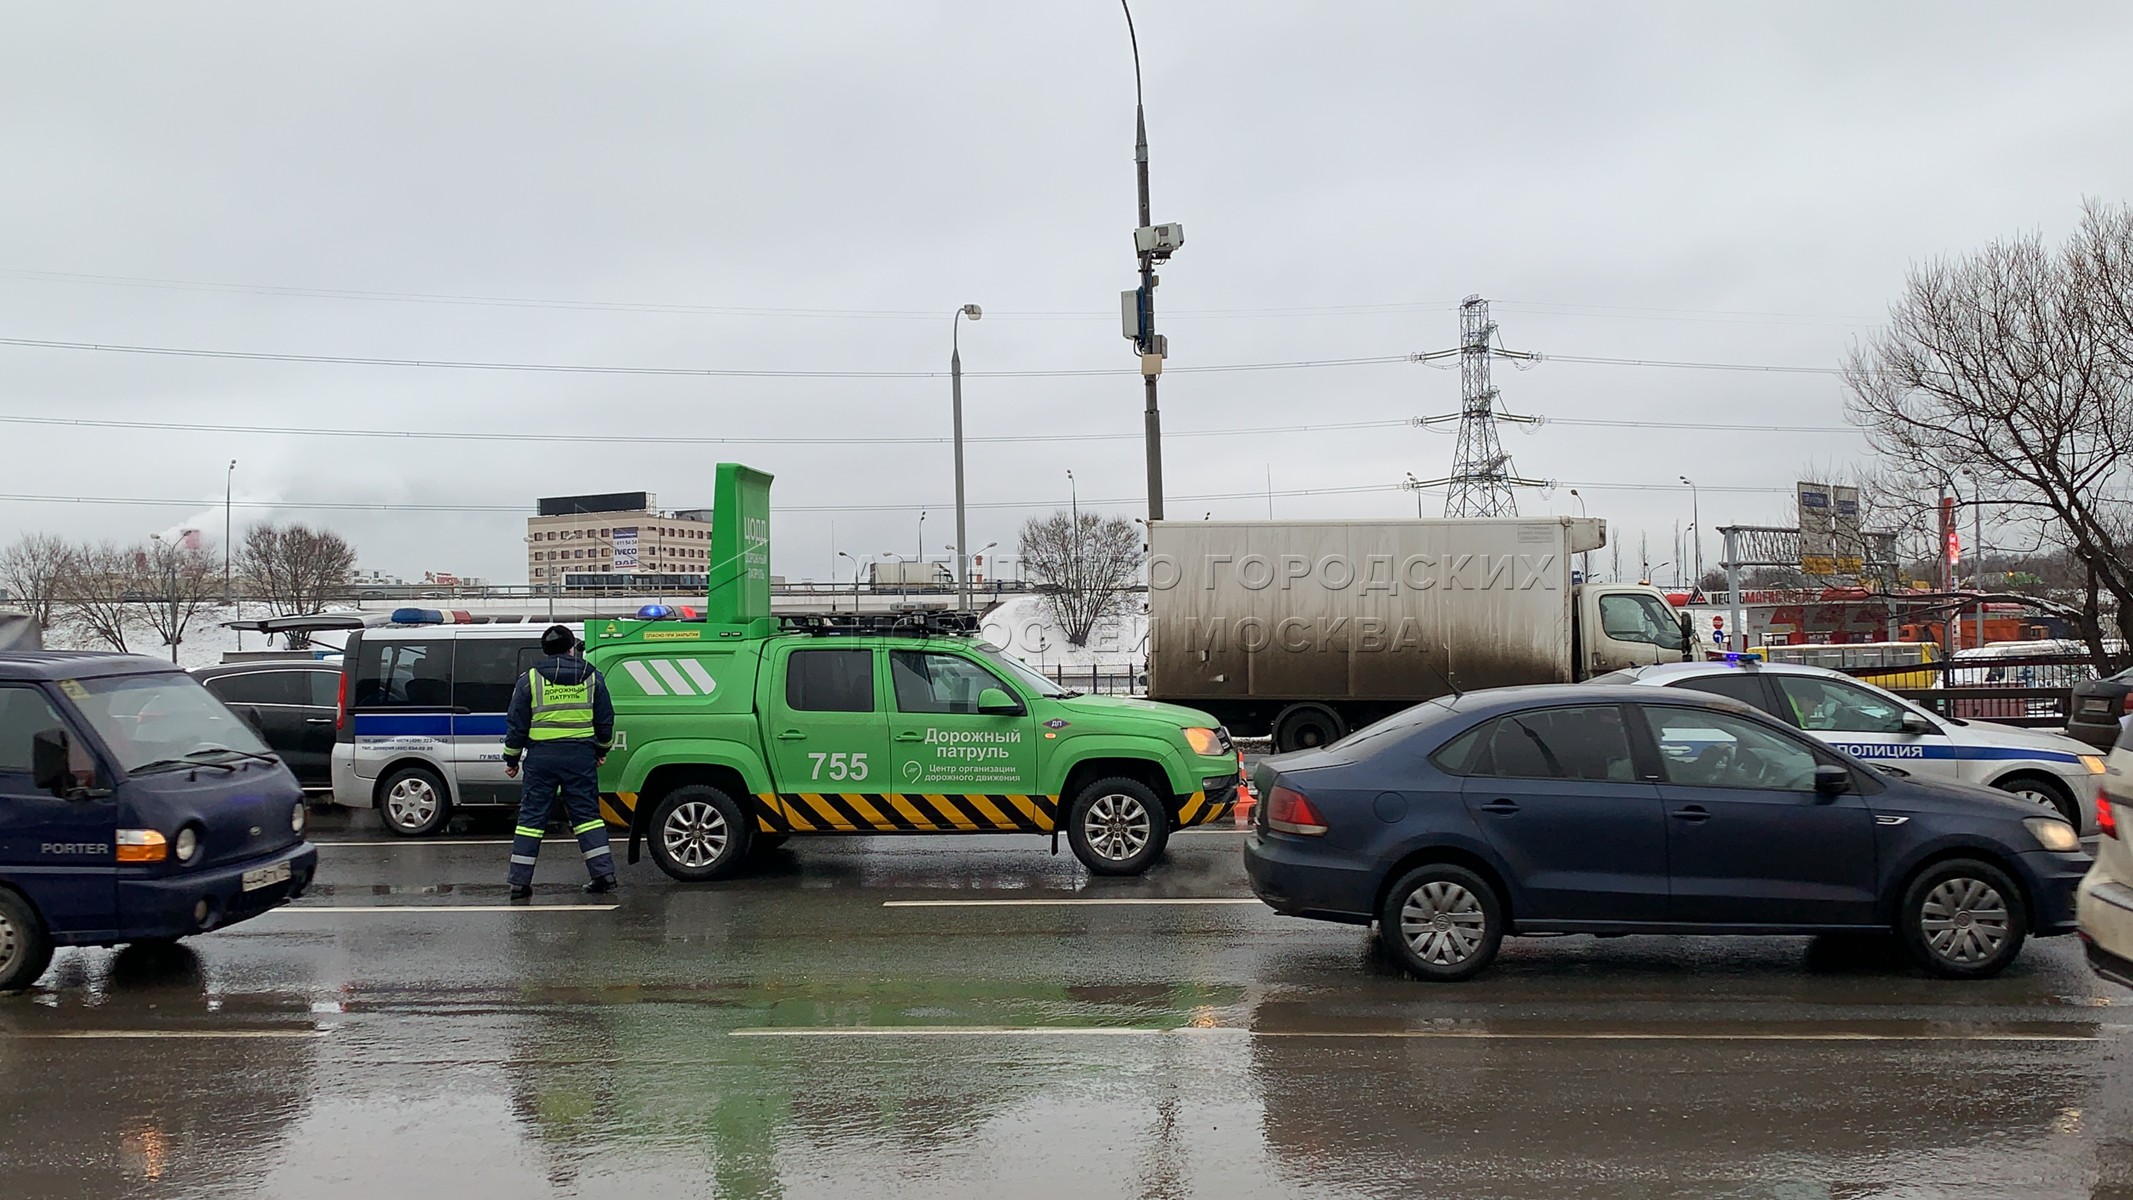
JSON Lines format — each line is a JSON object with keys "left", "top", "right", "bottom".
{"left": 601, "top": 789, "right": 1231, "bottom": 834}
{"left": 758, "top": 792, "right": 1057, "bottom": 833}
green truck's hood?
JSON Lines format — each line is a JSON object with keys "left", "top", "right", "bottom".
{"left": 1048, "top": 693, "right": 1219, "bottom": 730}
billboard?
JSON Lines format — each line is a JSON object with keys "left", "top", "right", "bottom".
{"left": 537, "top": 492, "right": 649, "bottom": 518}
{"left": 611, "top": 526, "right": 639, "bottom": 572}
{"left": 1797, "top": 481, "right": 1864, "bottom": 576}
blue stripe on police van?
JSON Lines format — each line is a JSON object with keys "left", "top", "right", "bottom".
{"left": 1823, "top": 742, "right": 2083, "bottom": 763}
{"left": 352, "top": 713, "right": 510, "bottom": 737}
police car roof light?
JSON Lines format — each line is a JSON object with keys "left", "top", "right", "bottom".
{"left": 390, "top": 608, "right": 445, "bottom": 625}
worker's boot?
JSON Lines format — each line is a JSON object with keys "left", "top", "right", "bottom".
{"left": 508, "top": 883, "right": 533, "bottom": 901}
{"left": 583, "top": 875, "right": 618, "bottom": 895}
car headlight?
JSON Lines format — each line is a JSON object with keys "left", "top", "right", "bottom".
{"left": 1182, "top": 727, "right": 1225, "bottom": 756}
{"left": 2080, "top": 755, "right": 2107, "bottom": 775}
{"left": 291, "top": 802, "right": 307, "bottom": 835}
{"left": 2024, "top": 816, "right": 2082, "bottom": 853}
{"left": 173, "top": 826, "right": 200, "bottom": 865}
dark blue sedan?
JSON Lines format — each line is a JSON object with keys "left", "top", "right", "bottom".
{"left": 1243, "top": 685, "right": 2091, "bottom": 981}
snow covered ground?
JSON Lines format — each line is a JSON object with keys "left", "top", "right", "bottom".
{"left": 35, "top": 603, "right": 355, "bottom": 670}
{"left": 979, "top": 594, "right": 1146, "bottom": 675}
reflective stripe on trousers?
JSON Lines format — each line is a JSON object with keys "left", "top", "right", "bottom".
{"left": 508, "top": 741, "right": 612, "bottom": 887}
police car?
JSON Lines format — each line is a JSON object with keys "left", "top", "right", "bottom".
{"left": 1594, "top": 660, "right": 2107, "bottom": 832}
{"left": 329, "top": 611, "right": 562, "bottom": 835}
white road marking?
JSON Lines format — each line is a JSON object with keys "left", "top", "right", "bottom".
{"left": 732, "top": 1026, "right": 2104, "bottom": 1042}
{"left": 264, "top": 904, "right": 621, "bottom": 914}
{"left": 6, "top": 1029, "right": 324, "bottom": 1040}
{"left": 881, "top": 898, "right": 1262, "bottom": 908}
{"left": 315, "top": 839, "right": 568, "bottom": 847}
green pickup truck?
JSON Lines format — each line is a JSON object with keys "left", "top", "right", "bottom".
{"left": 590, "top": 610, "right": 1243, "bottom": 879}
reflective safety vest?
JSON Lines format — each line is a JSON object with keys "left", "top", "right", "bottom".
{"left": 527, "top": 667, "right": 597, "bottom": 742}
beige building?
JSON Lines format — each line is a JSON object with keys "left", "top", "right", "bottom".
{"left": 527, "top": 491, "right": 712, "bottom": 590}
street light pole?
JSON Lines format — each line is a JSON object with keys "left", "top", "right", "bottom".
{"left": 1122, "top": 0, "right": 1164, "bottom": 523}
{"left": 952, "top": 304, "right": 983, "bottom": 611}
{"left": 1679, "top": 475, "right": 1701, "bottom": 593}
{"left": 225, "top": 459, "right": 238, "bottom": 650}
{"left": 1067, "top": 470, "right": 1079, "bottom": 603}
{"left": 1570, "top": 488, "right": 1589, "bottom": 583}
{"left": 838, "top": 551, "right": 861, "bottom": 613}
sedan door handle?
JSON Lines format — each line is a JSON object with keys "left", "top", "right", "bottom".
{"left": 304, "top": 717, "right": 333, "bottom": 724}
{"left": 1671, "top": 805, "right": 1712, "bottom": 823}
{"left": 1478, "top": 800, "right": 1520, "bottom": 815}
{"left": 894, "top": 731, "right": 925, "bottom": 743}
{"left": 776, "top": 730, "right": 807, "bottom": 741}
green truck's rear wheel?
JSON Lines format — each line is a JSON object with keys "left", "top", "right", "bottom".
{"left": 648, "top": 784, "right": 752, "bottom": 882}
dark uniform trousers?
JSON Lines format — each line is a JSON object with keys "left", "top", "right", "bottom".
{"left": 509, "top": 741, "right": 614, "bottom": 887}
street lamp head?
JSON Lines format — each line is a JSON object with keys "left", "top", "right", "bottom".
{"left": 1680, "top": 476, "right": 1694, "bottom": 487}
{"left": 960, "top": 304, "right": 983, "bottom": 321}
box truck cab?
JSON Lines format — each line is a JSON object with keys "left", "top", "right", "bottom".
{"left": 0, "top": 651, "right": 319, "bottom": 991}
{"left": 1146, "top": 517, "right": 1689, "bottom": 752}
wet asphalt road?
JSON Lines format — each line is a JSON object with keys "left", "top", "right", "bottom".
{"left": 3, "top": 811, "right": 2131, "bottom": 1200}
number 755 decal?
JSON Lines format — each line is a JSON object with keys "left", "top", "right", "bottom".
{"left": 808, "top": 752, "right": 871, "bottom": 782}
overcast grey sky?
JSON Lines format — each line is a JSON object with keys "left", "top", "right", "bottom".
{"left": 5, "top": 2, "right": 2132, "bottom": 587}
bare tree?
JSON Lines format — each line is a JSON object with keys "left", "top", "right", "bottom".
{"left": 137, "top": 537, "right": 219, "bottom": 664}
{"left": 238, "top": 523, "right": 357, "bottom": 646}
{"left": 1017, "top": 510, "right": 1143, "bottom": 647}
{"left": 0, "top": 532, "right": 72, "bottom": 629}
{"left": 54, "top": 540, "right": 139, "bottom": 653}
{"left": 1844, "top": 201, "right": 2133, "bottom": 667}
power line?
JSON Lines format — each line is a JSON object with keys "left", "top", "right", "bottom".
{"left": 0, "top": 478, "right": 1796, "bottom": 517}
{"left": 1536, "top": 353, "right": 1843, "bottom": 376}
{"left": 0, "top": 334, "right": 1407, "bottom": 379}
{"left": 0, "top": 408, "right": 1859, "bottom": 447}
{"left": 0, "top": 411, "right": 1413, "bottom": 446}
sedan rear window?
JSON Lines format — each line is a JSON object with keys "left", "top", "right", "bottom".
{"left": 1441, "top": 706, "right": 1637, "bottom": 782}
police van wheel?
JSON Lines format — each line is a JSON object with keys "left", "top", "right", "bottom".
{"left": 1993, "top": 773, "right": 2080, "bottom": 829}
{"left": 378, "top": 767, "right": 451, "bottom": 836}
{"left": 1067, "top": 778, "right": 1169, "bottom": 876}
{"left": 0, "top": 889, "right": 55, "bottom": 993}
{"left": 649, "top": 785, "right": 751, "bottom": 883}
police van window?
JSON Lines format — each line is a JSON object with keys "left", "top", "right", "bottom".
{"left": 1773, "top": 676, "right": 1908, "bottom": 734}
{"left": 205, "top": 671, "right": 307, "bottom": 707}
{"left": 1668, "top": 673, "right": 1777, "bottom": 715}
{"left": 891, "top": 651, "right": 1011, "bottom": 715}
{"left": 454, "top": 639, "right": 545, "bottom": 715}
{"left": 0, "top": 686, "right": 67, "bottom": 776}
{"left": 1466, "top": 706, "right": 1637, "bottom": 782}
{"left": 353, "top": 639, "right": 451, "bottom": 708}
{"left": 785, "top": 649, "right": 875, "bottom": 713}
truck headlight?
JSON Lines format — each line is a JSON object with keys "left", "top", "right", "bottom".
{"left": 292, "top": 802, "right": 307, "bottom": 835}
{"left": 1182, "top": 727, "right": 1225, "bottom": 756}
{"left": 173, "top": 826, "right": 200, "bottom": 865}
{"left": 2024, "top": 816, "right": 2082, "bottom": 853}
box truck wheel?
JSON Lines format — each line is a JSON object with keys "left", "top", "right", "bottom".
{"left": 1274, "top": 704, "right": 1346, "bottom": 754}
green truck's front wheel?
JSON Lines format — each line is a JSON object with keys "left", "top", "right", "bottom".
{"left": 648, "top": 785, "right": 752, "bottom": 883}
{"left": 1067, "top": 778, "right": 1170, "bottom": 876}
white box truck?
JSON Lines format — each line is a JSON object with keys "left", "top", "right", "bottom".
{"left": 1146, "top": 517, "right": 1690, "bottom": 751}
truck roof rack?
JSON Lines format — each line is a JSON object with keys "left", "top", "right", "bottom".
{"left": 778, "top": 610, "right": 984, "bottom": 639}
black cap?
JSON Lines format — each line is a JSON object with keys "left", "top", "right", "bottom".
{"left": 541, "top": 624, "right": 577, "bottom": 655}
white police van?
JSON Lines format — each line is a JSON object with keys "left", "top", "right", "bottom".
{"left": 1597, "top": 659, "right": 2108, "bottom": 832}
{"left": 330, "top": 611, "right": 560, "bottom": 835}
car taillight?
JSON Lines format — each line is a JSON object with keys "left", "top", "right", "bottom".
{"left": 335, "top": 669, "right": 348, "bottom": 731}
{"left": 2122, "top": 693, "right": 2133, "bottom": 714}
{"left": 2100, "top": 790, "right": 2119, "bottom": 840}
{"left": 1265, "top": 785, "right": 1328, "bottom": 837}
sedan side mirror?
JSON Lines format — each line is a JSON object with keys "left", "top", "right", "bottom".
{"left": 976, "top": 688, "right": 1024, "bottom": 717}
{"left": 1812, "top": 764, "right": 1851, "bottom": 799}
{"left": 1899, "top": 711, "right": 1934, "bottom": 737}
{"left": 31, "top": 729, "right": 73, "bottom": 797}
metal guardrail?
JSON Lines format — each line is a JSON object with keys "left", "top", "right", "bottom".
{"left": 1850, "top": 654, "right": 2108, "bottom": 728}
